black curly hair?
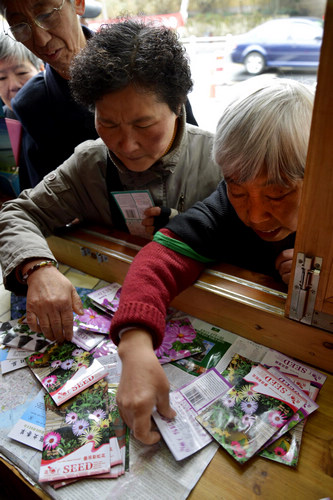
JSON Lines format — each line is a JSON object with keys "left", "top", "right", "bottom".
{"left": 69, "top": 19, "right": 193, "bottom": 114}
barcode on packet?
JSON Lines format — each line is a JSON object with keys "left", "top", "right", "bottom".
{"left": 123, "top": 209, "right": 137, "bottom": 219}
{"left": 182, "top": 386, "right": 205, "bottom": 407}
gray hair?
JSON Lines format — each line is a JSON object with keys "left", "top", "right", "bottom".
{"left": 213, "top": 78, "right": 315, "bottom": 185}
{"left": 0, "top": 33, "right": 43, "bottom": 70}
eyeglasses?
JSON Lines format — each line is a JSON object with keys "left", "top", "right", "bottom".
{"left": 5, "top": 0, "right": 66, "bottom": 43}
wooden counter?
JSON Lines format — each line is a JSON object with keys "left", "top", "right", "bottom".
{"left": 47, "top": 226, "right": 333, "bottom": 373}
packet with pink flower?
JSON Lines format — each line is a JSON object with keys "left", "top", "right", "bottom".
{"left": 87, "top": 283, "right": 122, "bottom": 315}
{"left": 39, "top": 379, "right": 110, "bottom": 482}
{"left": 196, "top": 364, "right": 308, "bottom": 464}
{"left": 25, "top": 342, "right": 108, "bottom": 406}
{"left": 155, "top": 317, "right": 205, "bottom": 364}
{"left": 73, "top": 307, "right": 112, "bottom": 334}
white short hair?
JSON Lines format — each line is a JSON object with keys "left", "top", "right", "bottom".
{"left": 213, "top": 77, "right": 315, "bottom": 185}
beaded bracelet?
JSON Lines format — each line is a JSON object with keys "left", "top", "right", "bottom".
{"left": 21, "top": 260, "right": 59, "bottom": 283}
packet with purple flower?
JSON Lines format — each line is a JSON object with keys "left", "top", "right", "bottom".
{"left": 196, "top": 364, "right": 308, "bottom": 464}
{"left": 155, "top": 317, "right": 205, "bottom": 364}
{"left": 87, "top": 283, "right": 122, "bottom": 315}
{"left": 25, "top": 342, "right": 108, "bottom": 406}
{"left": 39, "top": 379, "right": 110, "bottom": 482}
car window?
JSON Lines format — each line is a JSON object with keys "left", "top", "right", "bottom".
{"left": 255, "top": 21, "right": 289, "bottom": 40}
{"left": 289, "top": 22, "right": 323, "bottom": 41}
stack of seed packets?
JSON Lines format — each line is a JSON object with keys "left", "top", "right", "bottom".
{"left": 218, "top": 353, "right": 319, "bottom": 466}
{"left": 153, "top": 346, "right": 324, "bottom": 467}
{"left": 47, "top": 383, "right": 129, "bottom": 489}
{"left": 39, "top": 379, "right": 111, "bottom": 483}
{"left": 195, "top": 355, "right": 323, "bottom": 466}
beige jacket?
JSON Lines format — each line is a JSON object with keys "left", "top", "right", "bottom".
{"left": 0, "top": 113, "right": 221, "bottom": 294}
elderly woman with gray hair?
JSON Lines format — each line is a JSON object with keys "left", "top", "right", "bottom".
{"left": 107, "top": 78, "right": 315, "bottom": 445}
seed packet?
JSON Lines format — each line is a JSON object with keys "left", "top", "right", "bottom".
{"left": 91, "top": 338, "right": 118, "bottom": 358}
{"left": 87, "top": 283, "right": 122, "bottom": 315}
{"left": 73, "top": 307, "right": 112, "bottom": 334}
{"left": 25, "top": 342, "right": 108, "bottom": 406}
{"left": 39, "top": 380, "right": 110, "bottom": 482}
{"left": 156, "top": 317, "right": 205, "bottom": 364}
{"left": 196, "top": 364, "right": 308, "bottom": 464}
{"left": 172, "top": 317, "right": 237, "bottom": 377}
{"left": 8, "top": 388, "right": 46, "bottom": 450}
{"left": 72, "top": 326, "right": 105, "bottom": 351}
{"left": 153, "top": 368, "right": 232, "bottom": 460}
{"left": 0, "top": 346, "right": 28, "bottom": 374}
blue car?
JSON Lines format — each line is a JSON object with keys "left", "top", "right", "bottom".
{"left": 231, "top": 17, "right": 323, "bottom": 75}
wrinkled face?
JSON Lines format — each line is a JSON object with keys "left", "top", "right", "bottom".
{"left": 95, "top": 86, "right": 178, "bottom": 172}
{"left": 0, "top": 57, "right": 42, "bottom": 108}
{"left": 226, "top": 173, "right": 303, "bottom": 241}
{"left": 4, "top": 0, "right": 86, "bottom": 78}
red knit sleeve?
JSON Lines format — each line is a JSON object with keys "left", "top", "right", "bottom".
{"left": 109, "top": 229, "right": 205, "bottom": 349}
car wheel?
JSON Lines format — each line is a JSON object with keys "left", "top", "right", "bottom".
{"left": 244, "top": 52, "right": 265, "bottom": 75}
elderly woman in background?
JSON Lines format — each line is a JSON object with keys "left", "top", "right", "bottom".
{"left": 0, "top": 34, "right": 44, "bottom": 189}
{"left": 0, "top": 20, "right": 221, "bottom": 343}
{"left": 0, "top": 34, "right": 43, "bottom": 118}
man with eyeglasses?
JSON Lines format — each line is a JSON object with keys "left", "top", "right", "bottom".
{"left": 0, "top": 0, "right": 198, "bottom": 187}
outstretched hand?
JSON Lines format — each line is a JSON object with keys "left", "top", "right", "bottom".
{"left": 116, "top": 328, "right": 176, "bottom": 444}
{"left": 25, "top": 264, "right": 83, "bottom": 342}
{"left": 275, "top": 248, "right": 294, "bottom": 285}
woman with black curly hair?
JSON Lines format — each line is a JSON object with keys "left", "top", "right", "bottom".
{"left": 0, "top": 20, "right": 221, "bottom": 343}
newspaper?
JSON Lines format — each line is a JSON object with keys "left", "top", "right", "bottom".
{"left": 0, "top": 361, "right": 217, "bottom": 499}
